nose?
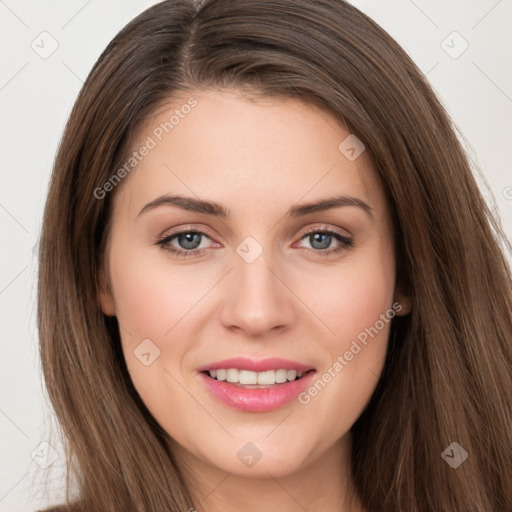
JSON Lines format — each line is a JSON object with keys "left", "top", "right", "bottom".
{"left": 219, "top": 246, "right": 296, "bottom": 337}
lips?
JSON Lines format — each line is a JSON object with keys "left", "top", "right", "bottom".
{"left": 197, "top": 357, "right": 316, "bottom": 412}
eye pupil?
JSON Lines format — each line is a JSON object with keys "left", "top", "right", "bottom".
{"left": 178, "top": 232, "right": 202, "bottom": 249}
{"left": 310, "top": 232, "right": 331, "bottom": 250}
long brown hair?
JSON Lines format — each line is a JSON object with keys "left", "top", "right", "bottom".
{"left": 37, "top": 0, "right": 512, "bottom": 510}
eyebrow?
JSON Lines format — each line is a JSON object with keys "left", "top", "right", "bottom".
{"left": 137, "top": 194, "right": 373, "bottom": 219}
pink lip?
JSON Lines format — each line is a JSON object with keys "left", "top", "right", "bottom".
{"left": 197, "top": 357, "right": 314, "bottom": 373}
{"left": 198, "top": 369, "right": 317, "bottom": 412}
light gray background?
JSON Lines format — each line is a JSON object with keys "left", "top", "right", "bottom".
{"left": 1, "top": 1, "right": 511, "bottom": 510}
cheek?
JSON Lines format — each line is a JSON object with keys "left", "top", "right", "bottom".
{"left": 108, "top": 246, "right": 206, "bottom": 426}
{"left": 338, "top": 272, "right": 392, "bottom": 343}
{"left": 109, "top": 244, "right": 204, "bottom": 343}
{"left": 306, "top": 253, "right": 395, "bottom": 347}
{"left": 106, "top": 243, "right": 199, "bottom": 401}
{"left": 295, "top": 266, "right": 395, "bottom": 435}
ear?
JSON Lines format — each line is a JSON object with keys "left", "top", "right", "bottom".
{"left": 393, "top": 287, "right": 412, "bottom": 316}
{"left": 98, "top": 267, "right": 116, "bottom": 316}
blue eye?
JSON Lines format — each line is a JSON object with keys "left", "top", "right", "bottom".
{"left": 297, "top": 229, "right": 354, "bottom": 254}
{"left": 173, "top": 232, "right": 203, "bottom": 250}
{"left": 156, "top": 230, "right": 212, "bottom": 257}
{"left": 156, "top": 228, "right": 353, "bottom": 258}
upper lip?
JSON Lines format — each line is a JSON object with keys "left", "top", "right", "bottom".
{"left": 197, "top": 357, "right": 315, "bottom": 373}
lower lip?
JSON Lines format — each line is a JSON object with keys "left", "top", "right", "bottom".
{"left": 199, "top": 370, "right": 316, "bottom": 412}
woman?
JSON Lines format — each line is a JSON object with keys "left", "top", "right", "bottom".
{"left": 37, "top": 0, "right": 512, "bottom": 511}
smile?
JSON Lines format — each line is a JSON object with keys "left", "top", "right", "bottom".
{"left": 197, "top": 357, "right": 316, "bottom": 412}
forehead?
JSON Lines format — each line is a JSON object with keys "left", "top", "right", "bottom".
{"left": 112, "top": 88, "right": 387, "bottom": 221}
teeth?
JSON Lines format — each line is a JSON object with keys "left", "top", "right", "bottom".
{"left": 257, "top": 371, "right": 275, "bottom": 385}
{"left": 207, "top": 368, "right": 306, "bottom": 385}
{"left": 287, "top": 370, "right": 297, "bottom": 381}
{"left": 240, "top": 370, "right": 257, "bottom": 384}
{"left": 226, "top": 369, "right": 239, "bottom": 382}
{"left": 275, "top": 369, "right": 287, "bottom": 383}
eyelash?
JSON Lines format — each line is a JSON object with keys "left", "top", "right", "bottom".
{"left": 155, "top": 227, "right": 354, "bottom": 258}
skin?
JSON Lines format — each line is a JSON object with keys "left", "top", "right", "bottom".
{"left": 99, "top": 88, "right": 411, "bottom": 512}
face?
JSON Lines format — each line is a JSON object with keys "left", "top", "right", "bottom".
{"left": 99, "top": 88, "right": 410, "bottom": 481}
